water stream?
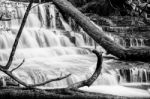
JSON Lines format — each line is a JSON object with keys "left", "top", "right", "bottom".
{"left": 0, "top": 1, "right": 150, "bottom": 97}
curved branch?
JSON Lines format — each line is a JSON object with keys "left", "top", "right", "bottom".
{"left": 68, "top": 50, "right": 103, "bottom": 89}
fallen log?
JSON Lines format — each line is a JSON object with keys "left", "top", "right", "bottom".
{"left": 50, "top": 0, "right": 150, "bottom": 62}
{"left": 9, "top": 0, "right": 150, "bottom": 61}
{"left": 0, "top": 87, "right": 135, "bottom": 99}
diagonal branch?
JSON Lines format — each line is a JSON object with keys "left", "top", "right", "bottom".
{"left": 1, "top": 69, "right": 29, "bottom": 87}
{"left": 0, "top": 0, "right": 33, "bottom": 72}
{"left": 4, "top": 0, "right": 33, "bottom": 70}
{"left": 0, "top": 0, "right": 34, "bottom": 88}
{"left": 28, "top": 74, "right": 71, "bottom": 87}
{"left": 0, "top": 66, "right": 71, "bottom": 88}
{"left": 68, "top": 50, "right": 103, "bottom": 89}
{"left": 10, "top": 59, "right": 25, "bottom": 73}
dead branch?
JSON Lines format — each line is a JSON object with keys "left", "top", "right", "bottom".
{"left": 28, "top": 74, "right": 71, "bottom": 87}
{"left": 0, "top": 0, "right": 71, "bottom": 88}
{"left": 0, "top": 67, "right": 71, "bottom": 88}
{"left": 4, "top": 0, "right": 33, "bottom": 70}
{"left": 0, "top": 0, "right": 34, "bottom": 88}
{"left": 68, "top": 50, "right": 103, "bottom": 89}
{"left": 0, "top": 0, "right": 33, "bottom": 69}
{"left": 10, "top": 59, "right": 25, "bottom": 73}
{"left": 1, "top": 69, "right": 29, "bottom": 87}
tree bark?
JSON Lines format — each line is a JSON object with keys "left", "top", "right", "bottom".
{"left": 9, "top": 0, "right": 150, "bottom": 62}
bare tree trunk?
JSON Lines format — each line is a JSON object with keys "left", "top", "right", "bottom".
{"left": 51, "top": 0, "right": 150, "bottom": 62}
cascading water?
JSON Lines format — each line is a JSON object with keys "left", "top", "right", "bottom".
{"left": 118, "top": 68, "right": 150, "bottom": 83}
{"left": 106, "top": 33, "right": 145, "bottom": 48}
{"left": 0, "top": 1, "right": 150, "bottom": 98}
{"left": 0, "top": 1, "right": 102, "bottom": 87}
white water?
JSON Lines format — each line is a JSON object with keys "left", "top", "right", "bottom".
{"left": 0, "top": 1, "right": 149, "bottom": 98}
{"left": 80, "top": 85, "right": 150, "bottom": 97}
{"left": 106, "top": 33, "right": 145, "bottom": 48}
{"left": 0, "top": 1, "right": 104, "bottom": 86}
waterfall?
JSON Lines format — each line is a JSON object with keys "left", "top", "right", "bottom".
{"left": 106, "top": 33, "right": 145, "bottom": 48}
{"left": 0, "top": 2, "right": 150, "bottom": 97}
{"left": 118, "top": 68, "right": 150, "bottom": 83}
{"left": 0, "top": 1, "right": 106, "bottom": 88}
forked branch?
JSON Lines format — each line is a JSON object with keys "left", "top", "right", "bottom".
{"left": 0, "top": 0, "right": 34, "bottom": 87}
{"left": 68, "top": 50, "right": 103, "bottom": 89}
{"left": 10, "top": 59, "right": 25, "bottom": 73}
{"left": 0, "top": 0, "right": 71, "bottom": 88}
{"left": 0, "top": 67, "right": 71, "bottom": 88}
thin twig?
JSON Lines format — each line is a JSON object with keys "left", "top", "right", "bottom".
{"left": 11, "top": 59, "right": 25, "bottom": 73}
{"left": 28, "top": 74, "right": 71, "bottom": 87}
